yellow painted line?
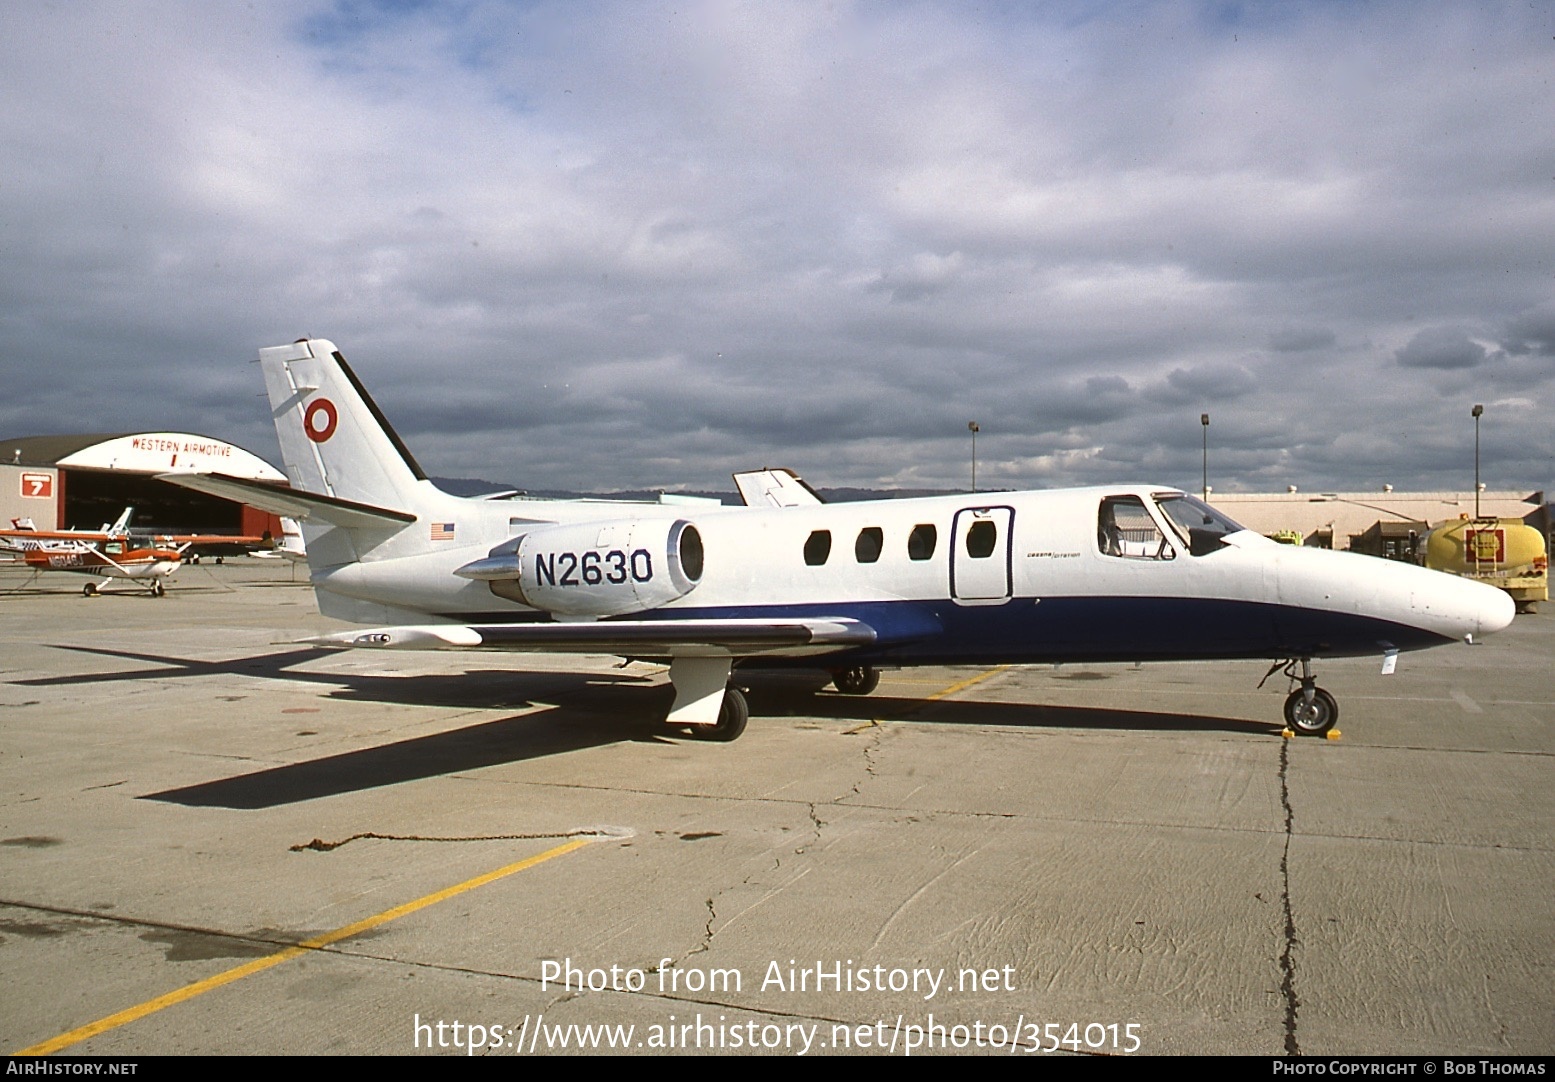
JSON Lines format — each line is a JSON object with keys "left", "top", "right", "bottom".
{"left": 925, "top": 665, "right": 1010, "bottom": 702}
{"left": 18, "top": 837, "right": 596, "bottom": 1056}
{"left": 852, "top": 666, "right": 1011, "bottom": 731}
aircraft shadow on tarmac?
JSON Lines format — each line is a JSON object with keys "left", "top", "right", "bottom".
{"left": 142, "top": 705, "right": 669, "bottom": 809}
{"left": 21, "top": 643, "right": 659, "bottom": 710}
{"left": 740, "top": 674, "right": 1280, "bottom": 737}
{"left": 19, "top": 646, "right": 1277, "bottom": 809}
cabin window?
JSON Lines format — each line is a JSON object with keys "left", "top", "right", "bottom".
{"left": 1098, "top": 496, "right": 1174, "bottom": 560}
{"left": 854, "top": 527, "right": 883, "bottom": 563}
{"left": 907, "top": 524, "right": 937, "bottom": 561}
{"left": 804, "top": 530, "right": 832, "bottom": 566}
{"left": 965, "top": 520, "right": 998, "bottom": 558}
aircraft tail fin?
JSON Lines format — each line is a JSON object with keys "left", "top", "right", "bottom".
{"left": 733, "top": 467, "right": 824, "bottom": 508}
{"left": 258, "top": 339, "right": 430, "bottom": 513}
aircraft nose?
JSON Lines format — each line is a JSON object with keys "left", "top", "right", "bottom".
{"left": 1471, "top": 580, "right": 1516, "bottom": 639}
{"left": 1420, "top": 570, "right": 1516, "bottom": 642}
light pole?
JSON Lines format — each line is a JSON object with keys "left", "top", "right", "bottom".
{"left": 968, "top": 421, "right": 980, "bottom": 493}
{"left": 1201, "top": 413, "right": 1210, "bottom": 502}
{"left": 1472, "top": 403, "right": 1483, "bottom": 518}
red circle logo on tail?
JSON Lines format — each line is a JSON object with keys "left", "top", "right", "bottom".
{"left": 304, "top": 398, "right": 338, "bottom": 443}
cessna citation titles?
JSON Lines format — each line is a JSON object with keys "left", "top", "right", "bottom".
{"left": 165, "top": 339, "right": 1514, "bottom": 741}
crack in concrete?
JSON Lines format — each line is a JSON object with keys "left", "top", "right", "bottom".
{"left": 836, "top": 717, "right": 884, "bottom": 804}
{"left": 790, "top": 802, "right": 825, "bottom": 858}
{"left": 290, "top": 826, "right": 630, "bottom": 852}
{"left": 652, "top": 895, "right": 722, "bottom": 986}
{"left": 686, "top": 896, "right": 717, "bottom": 959}
{"left": 1278, "top": 738, "right": 1302, "bottom": 1056}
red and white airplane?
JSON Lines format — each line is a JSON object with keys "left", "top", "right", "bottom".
{"left": 164, "top": 338, "right": 1516, "bottom": 740}
{"left": 3, "top": 509, "right": 264, "bottom": 596}
{"left": 20, "top": 540, "right": 184, "bottom": 597}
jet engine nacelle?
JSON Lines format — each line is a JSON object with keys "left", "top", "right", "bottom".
{"left": 457, "top": 518, "right": 704, "bottom": 617}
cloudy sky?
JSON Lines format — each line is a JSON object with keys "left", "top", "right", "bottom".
{"left": 3, "top": 1, "right": 1551, "bottom": 497}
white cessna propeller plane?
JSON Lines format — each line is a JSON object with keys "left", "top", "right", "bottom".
{"left": 165, "top": 339, "right": 1515, "bottom": 741}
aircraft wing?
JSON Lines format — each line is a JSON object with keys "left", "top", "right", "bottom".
{"left": 301, "top": 616, "right": 877, "bottom": 658}
{"left": 141, "top": 533, "right": 269, "bottom": 551}
{"left": 0, "top": 528, "right": 110, "bottom": 543}
{"left": 159, "top": 472, "right": 415, "bottom": 529}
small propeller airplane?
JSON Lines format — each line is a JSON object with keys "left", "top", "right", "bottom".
{"left": 19, "top": 540, "right": 185, "bottom": 597}
{"left": 2, "top": 509, "right": 265, "bottom": 596}
{"left": 163, "top": 338, "right": 1515, "bottom": 740}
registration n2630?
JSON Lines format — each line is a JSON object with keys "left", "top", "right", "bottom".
{"left": 533, "top": 549, "right": 654, "bottom": 587}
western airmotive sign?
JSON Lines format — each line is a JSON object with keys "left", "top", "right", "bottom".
{"left": 54, "top": 433, "right": 285, "bottom": 480}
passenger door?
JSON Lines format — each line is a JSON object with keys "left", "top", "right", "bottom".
{"left": 951, "top": 506, "right": 1013, "bottom": 603}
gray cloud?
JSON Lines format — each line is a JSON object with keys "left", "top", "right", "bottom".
{"left": 1395, "top": 326, "right": 1489, "bottom": 371}
{"left": 1504, "top": 303, "right": 1555, "bottom": 357}
{"left": 1161, "top": 363, "right": 1259, "bottom": 403}
{"left": 1269, "top": 326, "right": 1336, "bottom": 353}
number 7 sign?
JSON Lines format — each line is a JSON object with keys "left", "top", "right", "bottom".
{"left": 20, "top": 472, "right": 53, "bottom": 498}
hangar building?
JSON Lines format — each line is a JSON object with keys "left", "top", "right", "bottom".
{"left": 1, "top": 432, "right": 285, "bottom": 539}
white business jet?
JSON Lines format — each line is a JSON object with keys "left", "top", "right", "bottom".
{"left": 163, "top": 339, "right": 1514, "bottom": 741}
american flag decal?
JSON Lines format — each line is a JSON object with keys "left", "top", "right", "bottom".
{"left": 430, "top": 522, "right": 456, "bottom": 541}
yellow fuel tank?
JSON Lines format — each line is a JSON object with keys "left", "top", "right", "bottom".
{"left": 1425, "top": 517, "right": 1548, "bottom": 610}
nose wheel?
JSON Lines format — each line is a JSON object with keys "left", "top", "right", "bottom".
{"left": 1283, "top": 685, "right": 1338, "bottom": 735}
{"left": 1261, "top": 657, "right": 1340, "bottom": 736}
{"left": 1271, "top": 657, "right": 1339, "bottom": 736}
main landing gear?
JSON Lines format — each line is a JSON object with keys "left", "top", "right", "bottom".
{"left": 706, "top": 686, "right": 749, "bottom": 742}
{"left": 664, "top": 657, "right": 748, "bottom": 741}
{"left": 831, "top": 664, "right": 880, "bottom": 696}
{"left": 82, "top": 579, "right": 165, "bottom": 598}
{"left": 1267, "top": 657, "right": 1339, "bottom": 736}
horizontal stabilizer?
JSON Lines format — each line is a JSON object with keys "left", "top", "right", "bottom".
{"left": 301, "top": 616, "right": 877, "bottom": 657}
{"left": 158, "top": 472, "right": 416, "bottom": 529}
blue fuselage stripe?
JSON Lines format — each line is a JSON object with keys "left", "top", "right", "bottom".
{"left": 437, "top": 596, "right": 1453, "bottom": 663}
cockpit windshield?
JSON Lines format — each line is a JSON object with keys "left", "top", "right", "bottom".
{"left": 1153, "top": 493, "right": 1246, "bottom": 557}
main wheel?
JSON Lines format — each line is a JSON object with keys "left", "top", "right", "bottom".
{"left": 832, "top": 665, "right": 880, "bottom": 696}
{"left": 83, "top": 582, "right": 98, "bottom": 597}
{"left": 151, "top": 580, "right": 165, "bottom": 598}
{"left": 701, "top": 687, "right": 749, "bottom": 742}
{"left": 1284, "top": 686, "right": 1338, "bottom": 735}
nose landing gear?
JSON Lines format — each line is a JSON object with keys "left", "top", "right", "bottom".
{"left": 1263, "top": 658, "right": 1340, "bottom": 736}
